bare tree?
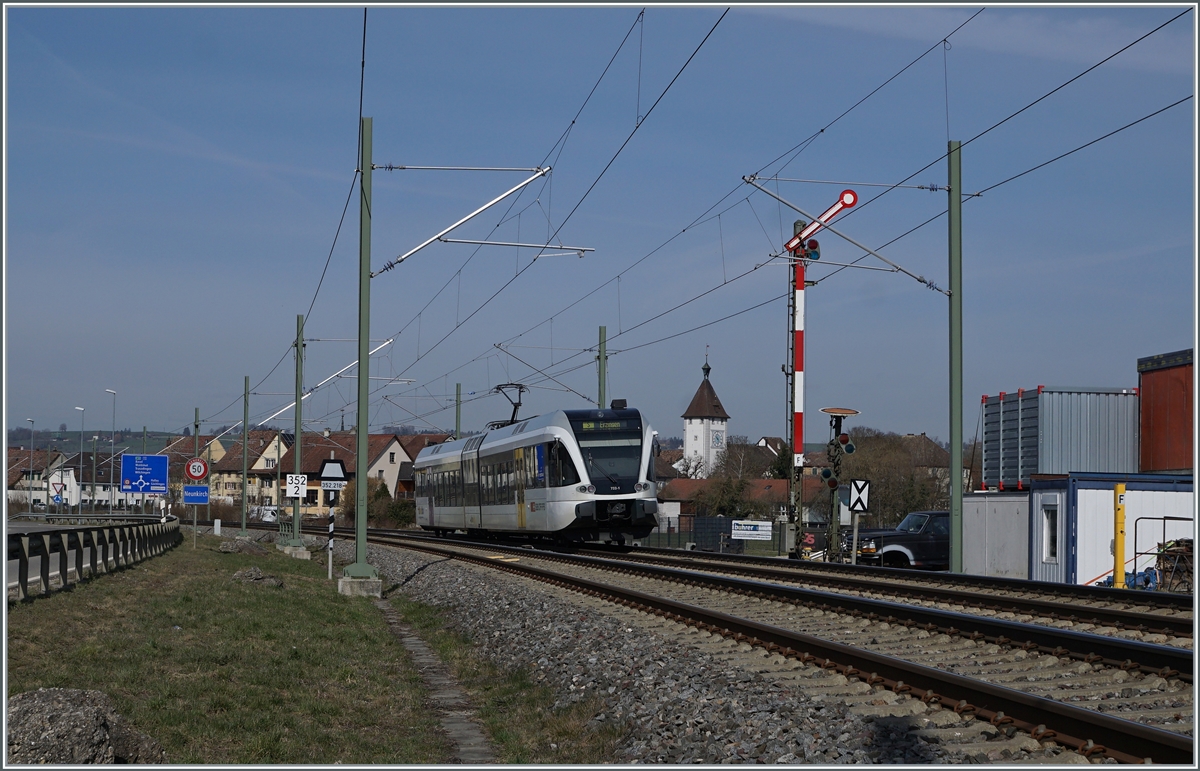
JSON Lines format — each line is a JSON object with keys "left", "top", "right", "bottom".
{"left": 840, "top": 427, "right": 948, "bottom": 527}
{"left": 676, "top": 454, "right": 707, "bottom": 479}
{"left": 710, "top": 435, "right": 772, "bottom": 480}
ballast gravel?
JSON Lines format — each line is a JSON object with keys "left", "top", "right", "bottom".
{"left": 348, "top": 541, "right": 1001, "bottom": 765}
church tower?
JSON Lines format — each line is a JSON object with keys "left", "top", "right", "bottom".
{"left": 680, "top": 358, "right": 730, "bottom": 478}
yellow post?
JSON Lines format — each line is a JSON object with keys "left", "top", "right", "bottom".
{"left": 1113, "top": 483, "right": 1127, "bottom": 589}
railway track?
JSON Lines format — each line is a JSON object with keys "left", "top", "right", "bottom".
{"left": 226, "top": 523, "right": 1195, "bottom": 761}
{"left": 563, "top": 544, "right": 1195, "bottom": 645}
{"left": 365, "top": 533, "right": 1192, "bottom": 764}
{"left": 593, "top": 542, "right": 1194, "bottom": 615}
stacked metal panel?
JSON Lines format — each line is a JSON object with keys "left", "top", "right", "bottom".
{"left": 982, "top": 387, "right": 1139, "bottom": 490}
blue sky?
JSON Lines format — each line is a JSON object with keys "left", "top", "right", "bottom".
{"left": 4, "top": 4, "right": 1195, "bottom": 449}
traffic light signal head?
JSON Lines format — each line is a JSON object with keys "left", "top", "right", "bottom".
{"left": 805, "top": 239, "right": 820, "bottom": 260}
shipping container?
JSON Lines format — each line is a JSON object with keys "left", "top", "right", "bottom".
{"left": 1137, "top": 348, "right": 1193, "bottom": 474}
{"left": 962, "top": 491, "right": 1030, "bottom": 579}
{"left": 981, "top": 386, "right": 1139, "bottom": 490}
{"left": 1028, "top": 473, "right": 1193, "bottom": 586}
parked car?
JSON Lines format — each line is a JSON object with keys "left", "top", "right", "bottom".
{"left": 848, "top": 510, "right": 950, "bottom": 570}
{"left": 250, "top": 506, "right": 279, "bottom": 523}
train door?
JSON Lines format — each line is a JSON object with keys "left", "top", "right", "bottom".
{"left": 514, "top": 446, "right": 527, "bottom": 529}
{"left": 463, "top": 438, "right": 481, "bottom": 529}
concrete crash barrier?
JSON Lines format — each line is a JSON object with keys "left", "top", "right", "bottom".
{"left": 6, "top": 687, "right": 166, "bottom": 764}
{"left": 7, "top": 517, "right": 182, "bottom": 601}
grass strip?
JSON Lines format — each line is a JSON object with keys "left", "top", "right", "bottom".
{"left": 389, "top": 593, "right": 625, "bottom": 764}
{"left": 6, "top": 534, "right": 451, "bottom": 764}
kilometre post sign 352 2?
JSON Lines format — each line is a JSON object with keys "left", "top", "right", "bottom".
{"left": 286, "top": 474, "right": 308, "bottom": 498}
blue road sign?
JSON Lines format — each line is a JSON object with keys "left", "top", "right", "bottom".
{"left": 53, "top": 494, "right": 62, "bottom": 504}
{"left": 120, "top": 454, "right": 168, "bottom": 494}
{"left": 183, "top": 485, "right": 210, "bottom": 505}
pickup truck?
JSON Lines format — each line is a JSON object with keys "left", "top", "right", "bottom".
{"left": 849, "top": 510, "right": 950, "bottom": 570}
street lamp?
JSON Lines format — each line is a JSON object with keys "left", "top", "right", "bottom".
{"left": 75, "top": 407, "right": 85, "bottom": 518}
{"left": 26, "top": 418, "right": 34, "bottom": 513}
{"left": 106, "top": 389, "right": 116, "bottom": 516}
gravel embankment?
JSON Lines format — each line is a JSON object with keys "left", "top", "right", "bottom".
{"left": 349, "top": 541, "right": 980, "bottom": 765}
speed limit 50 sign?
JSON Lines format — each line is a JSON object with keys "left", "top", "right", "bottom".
{"left": 184, "top": 458, "right": 209, "bottom": 481}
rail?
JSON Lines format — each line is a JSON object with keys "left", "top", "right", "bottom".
{"left": 387, "top": 536, "right": 1193, "bottom": 764}
{"left": 7, "top": 516, "right": 182, "bottom": 601}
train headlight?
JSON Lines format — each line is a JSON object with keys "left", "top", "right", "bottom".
{"left": 577, "top": 484, "right": 595, "bottom": 494}
{"left": 634, "top": 482, "right": 647, "bottom": 492}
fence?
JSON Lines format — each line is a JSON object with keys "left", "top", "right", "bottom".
{"left": 8, "top": 516, "right": 182, "bottom": 601}
{"left": 639, "top": 515, "right": 788, "bottom": 556}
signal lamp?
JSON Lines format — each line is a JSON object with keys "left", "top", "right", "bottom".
{"left": 819, "top": 468, "right": 833, "bottom": 481}
{"left": 838, "top": 433, "right": 850, "bottom": 445}
{"left": 843, "top": 442, "right": 856, "bottom": 455}
{"left": 826, "top": 477, "right": 839, "bottom": 489}
{"left": 806, "top": 239, "right": 820, "bottom": 260}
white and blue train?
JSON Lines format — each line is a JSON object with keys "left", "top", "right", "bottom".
{"left": 413, "top": 406, "right": 659, "bottom": 543}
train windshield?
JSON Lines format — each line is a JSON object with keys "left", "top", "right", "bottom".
{"left": 568, "top": 415, "right": 644, "bottom": 491}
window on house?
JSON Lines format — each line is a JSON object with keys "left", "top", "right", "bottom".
{"left": 265, "top": 458, "right": 276, "bottom": 469}
{"left": 1043, "top": 505, "right": 1058, "bottom": 563}
{"left": 389, "top": 452, "right": 395, "bottom": 464}
{"left": 378, "top": 470, "right": 384, "bottom": 480}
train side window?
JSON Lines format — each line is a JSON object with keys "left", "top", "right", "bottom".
{"left": 548, "top": 441, "right": 580, "bottom": 487}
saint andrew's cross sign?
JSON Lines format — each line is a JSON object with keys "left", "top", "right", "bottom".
{"left": 849, "top": 479, "right": 870, "bottom": 513}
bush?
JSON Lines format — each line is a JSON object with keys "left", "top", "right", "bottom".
{"left": 337, "top": 478, "right": 411, "bottom": 527}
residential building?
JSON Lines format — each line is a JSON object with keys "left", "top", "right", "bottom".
{"left": 277, "top": 432, "right": 406, "bottom": 515}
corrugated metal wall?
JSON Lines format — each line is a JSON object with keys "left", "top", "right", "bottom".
{"left": 983, "top": 388, "right": 1138, "bottom": 489}
{"left": 1039, "top": 388, "right": 1139, "bottom": 477}
{"left": 982, "top": 390, "right": 1039, "bottom": 489}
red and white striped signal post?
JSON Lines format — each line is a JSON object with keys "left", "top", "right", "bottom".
{"left": 786, "top": 190, "right": 856, "bottom": 524}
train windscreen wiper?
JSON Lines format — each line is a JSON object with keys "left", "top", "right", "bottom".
{"left": 586, "top": 451, "right": 621, "bottom": 487}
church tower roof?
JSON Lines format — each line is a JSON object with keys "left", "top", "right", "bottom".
{"left": 681, "top": 359, "right": 730, "bottom": 420}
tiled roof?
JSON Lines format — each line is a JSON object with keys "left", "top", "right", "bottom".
{"left": 681, "top": 377, "right": 730, "bottom": 420}
{"left": 900, "top": 433, "right": 950, "bottom": 467}
{"left": 654, "top": 456, "right": 681, "bottom": 480}
{"left": 7, "top": 449, "right": 62, "bottom": 487}
{"left": 278, "top": 432, "right": 401, "bottom": 476}
{"left": 756, "top": 437, "right": 787, "bottom": 455}
{"left": 212, "top": 430, "right": 284, "bottom": 472}
{"left": 398, "top": 434, "right": 451, "bottom": 461}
